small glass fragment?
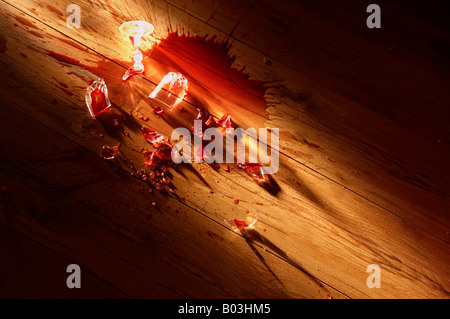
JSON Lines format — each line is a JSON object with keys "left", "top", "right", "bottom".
{"left": 234, "top": 219, "right": 247, "bottom": 230}
{"left": 136, "top": 169, "right": 147, "bottom": 176}
{"left": 196, "top": 108, "right": 213, "bottom": 125}
{"left": 141, "top": 126, "right": 164, "bottom": 147}
{"left": 85, "top": 78, "right": 111, "bottom": 117}
{"left": 238, "top": 162, "right": 265, "bottom": 181}
{"left": 216, "top": 114, "right": 232, "bottom": 134}
{"left": 154, "top": 182, "right": 165, "bottom": 191}
{"left": 148, "top": 72, "right": 188, "bottom": 109}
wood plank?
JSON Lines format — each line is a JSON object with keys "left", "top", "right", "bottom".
{"left": 6, "top": 0, "right": 449, "bottom": 244}
{"left": 0, "top": 223, "right": 127, "bottom": 298}
{"left": 0, "top": 1, "right": 449, "bottom": 298}
{"left": 0, "top": 100, "right": 337, "bottom": 298}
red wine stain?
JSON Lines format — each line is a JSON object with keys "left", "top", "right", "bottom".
{"left": 48, "top": 52, "right": 147, "bottom": 108}
{"left": 0, "top": 34, "right": 7, "bottom": 53}
{"left": 14, "top": 15, "right": 40, "bottom": 30}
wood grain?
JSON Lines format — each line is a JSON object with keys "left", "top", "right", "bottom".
{"left": 0, "top": 0, "right": 449, "bottom": 299}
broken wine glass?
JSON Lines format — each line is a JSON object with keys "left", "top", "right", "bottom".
{"left": 85, "top": 78, "right": 111, "bottom": 117}
{"left": 216, "top": 114, "right": 232, "bottom": 134}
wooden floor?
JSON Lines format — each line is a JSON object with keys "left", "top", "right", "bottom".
{"left": 0, "top": 0, "right": 449, "bottom": 299}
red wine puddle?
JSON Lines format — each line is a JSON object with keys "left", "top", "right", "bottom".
{"left": 46, "top": 32, "right": 280, "bottom": 204}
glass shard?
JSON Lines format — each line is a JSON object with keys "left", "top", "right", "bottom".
{"left": 152, "top": 106, "right": 164, "bottom": 116}
{"left": 85, "top": 78, "right": 111, "bottom": 117}
{"left": 233, "top": 219, "right": 248, "bottom": 230}
{"left": 119, "top": 21, "right": 154, "bottom": 81}
{"left": 141, "top": 126, "right": 164, "bottom": 147}
{"left": 192, "top": 123, "right": 204, "bottom": 138}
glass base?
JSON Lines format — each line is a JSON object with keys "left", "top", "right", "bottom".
{"left": 122, "top": 66, "right": 144, "bottom": 81}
